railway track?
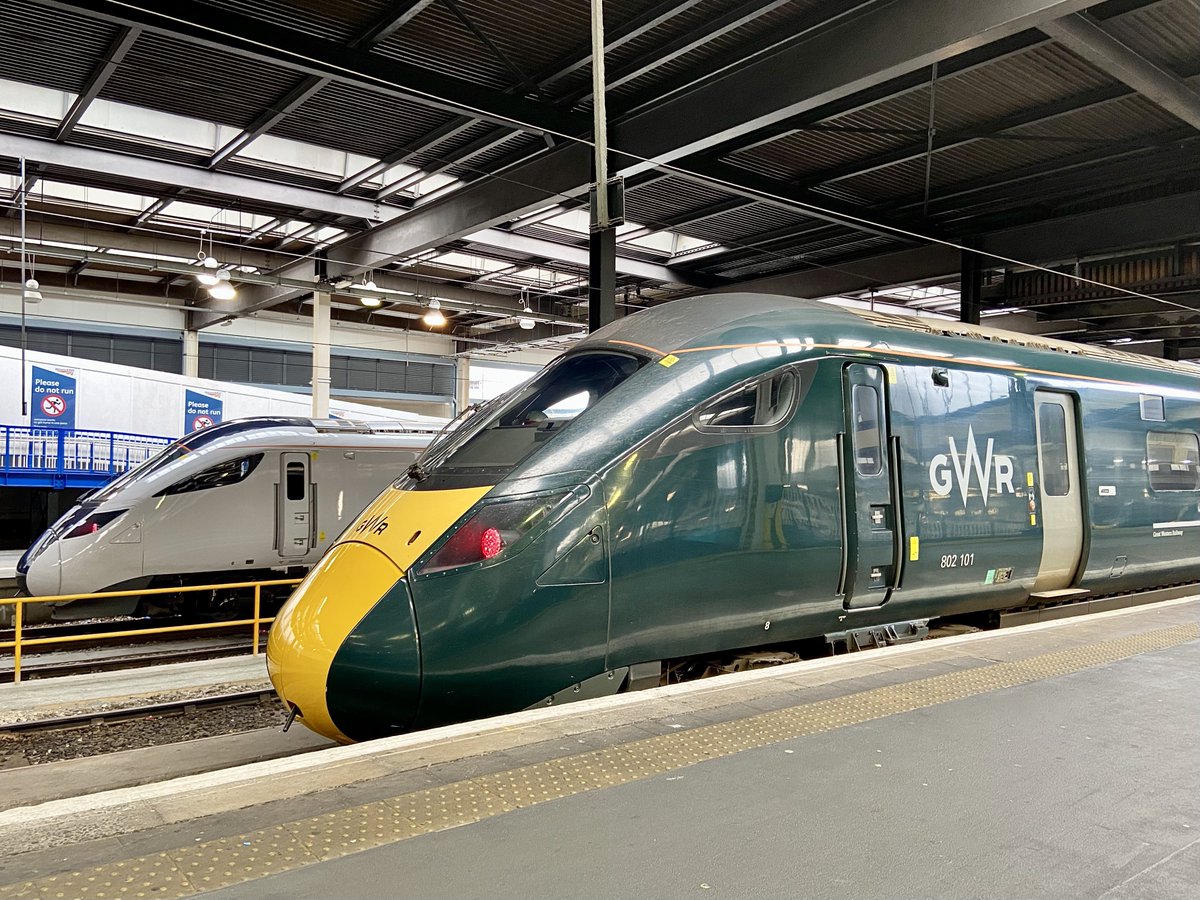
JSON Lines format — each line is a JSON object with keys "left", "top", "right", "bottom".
{"left": 0, "top": 689, "right": 278, "bottom": 735}
{"left": 0, "top": 635, "right": 265, "bottom": 682}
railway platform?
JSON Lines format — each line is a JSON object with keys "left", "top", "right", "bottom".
{"left": 0, "top": 597, "right": 1196, "bottom": 899}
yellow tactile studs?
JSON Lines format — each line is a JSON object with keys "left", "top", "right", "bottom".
{"left": 1, "top": 622, "right": 1195, "bottom": 900}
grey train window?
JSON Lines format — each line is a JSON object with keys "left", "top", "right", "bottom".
{"left": 286, "top": 462, "right": 307, "bottom": 500}
{"left": 1147, "top": 432, "right": 1200, "bottom": 492}
{"left": 1140, "top": 395, "right": 1166, "bottom": 422}
{"left": 1039, "top": 403, "right": 1070, "bottom": 497}
{"left": 696, "top": 371, "right": 797, "bottom": 430}
{"left": 157, "top": 454, "right": 264, "bottom": 496}
{"left": 851, "top": 384, "right": 882, "bottom": 476}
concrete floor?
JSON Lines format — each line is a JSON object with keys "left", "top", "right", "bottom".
{"left": 0, "top": 599, "right": 1196, "bottom": 900}
{"left": 198, "top": 639, "right": 1200, "bottom": 900}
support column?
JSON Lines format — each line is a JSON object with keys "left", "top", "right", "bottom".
{"left": 312, "top": 290, "right": 331, "bottom": 418}
{"left": 589, "top": 226, "right": 616, "bottom": 331}
{"left": 455, "top": 357, "right": 471, "bottom": 418}
{"left": 960, "top": 240, "right": 982, "bottom": 326}
{"left": 587, "top": 0, "right": 616, "bottom": 334}
{"left": 183, "top": 328, "right": 199, "bottom": 378}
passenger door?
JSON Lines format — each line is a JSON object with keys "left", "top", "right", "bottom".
{"left": 277, "top": 452, "right": 312, "bottom": 558}
{"left": 1033, "top": 392, "right": 1084, "bottom": 591}
{"left": 840, "top": 364, "right": 901, "bottom": 609}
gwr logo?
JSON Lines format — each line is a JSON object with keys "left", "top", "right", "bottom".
{"left": 929, "top": 427, "right": 1016, "bottom": 507}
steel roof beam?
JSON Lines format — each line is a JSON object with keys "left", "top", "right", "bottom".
{"left": 1040, "top": 13, "right": 1200, "bottom": 132}
{"left": 0, "top": 133, "right": 401, "bottom": 225}
{"left": 207, "top": 2, "right": 439, "bottom": 170}
{"left": 274, "top": 0, "right": 1092, "bottom": 306}
{"left": 42, "top": 0, "right": 587, "bottom": 138}
{"left": 55, "top": 25, "right": 142, "bottom": 143}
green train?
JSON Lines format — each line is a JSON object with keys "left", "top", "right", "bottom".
{"left": 267, "top": 294, "right": 1200, "bottom": 742}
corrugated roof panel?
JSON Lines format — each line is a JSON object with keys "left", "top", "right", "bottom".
{"left": 267, "top": 81, "right": 459, "bottom": 160}
{"left": 824, "top": 91, "right": 1185, "bottom": 205}
{"left": 624, "top": 176, "right": 739, "bottom": 224}
{"left": 725, "top": 42, "right": 1123, "bottom": 184}
{"left": 605, "top": 0, "right": 829, "bottom": 105}
{"left": 678, "top": 202, "right": 818, "bottom": 244}
{"left": 372, "top": 0, "right": 600, "bottom": 93}
{"left": 446, "top": 132, "right": 544, "bottom": 181}
{"left": 1103, "top": 0, "right": 1200, "bottom": 71}
{"left": 100, "top": 32, "right": 303, "bottom": 130}
{"left": 0, "top": 0, "right": 122, "bottom": 94}
{"left": 402, "top": 120, "right": 506, "bottom": 173}
{"left": 189, "top": 0, "right": 389, "bottom": 43}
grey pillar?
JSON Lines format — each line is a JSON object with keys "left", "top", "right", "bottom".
{"left": 312, "top": 290, "right": 331, "bottom": 417}
{"left": 183, "top": 328, "right": 199, "bottom": 378}
{"left": 960, "top": 241, "right": 982, "bottom": 326}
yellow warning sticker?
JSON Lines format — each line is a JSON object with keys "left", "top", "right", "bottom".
{"left": 909, "top": 536, "right": 920, "bottom": 561}
{"left": 659, "top": 354, "right": 680, "bottom": 368}
{"left": 1026, "top": 471, "right": 1034, "bottom": 487}
{"left": 1030, "top": 514, "right": 1037, "bottom": 526}
{"left": 319, "top": 531, "right": 326, "bottom": 541}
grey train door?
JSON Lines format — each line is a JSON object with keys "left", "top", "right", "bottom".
{"left": 839, "top": 363, "right": 900, "bottom": 610}
{"left": 1033, "top": 392, "right": 1085, "bottom": 591}
{"left": 277, "top": 452, "right": 312, "bottom": 559}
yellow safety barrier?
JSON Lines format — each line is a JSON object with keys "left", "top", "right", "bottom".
{"left": 0, "top": 578, "right": 302, "bottom": 683}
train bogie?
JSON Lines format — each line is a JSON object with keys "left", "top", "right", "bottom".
{"left": 267, "top": 296, "right": 1200, "bottom": 743}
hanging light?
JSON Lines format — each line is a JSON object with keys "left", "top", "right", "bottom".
{"left": 195, "top": 230, "right": 221, "bottom": 286}
{"left": 207, "top": 268, "right": 236, "bottom": 300}
{"left": 358, "top": 275, "right": 381, "bottom": 307}
{"left": 23, "top": 277, "right": 42, "bottom": 304}
{"left": 423, "top": 298, "right": 446, "bottom": 327}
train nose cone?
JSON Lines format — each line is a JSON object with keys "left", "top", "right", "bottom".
{"left": 267, "top": 541, "right": 417, "bottom": 743}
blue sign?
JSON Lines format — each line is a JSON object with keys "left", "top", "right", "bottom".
{"left": 30, "top": 365, "right": 77, "bottom": 429}
{"left": 185, "top": 390, "right": 224, "bottom": 433}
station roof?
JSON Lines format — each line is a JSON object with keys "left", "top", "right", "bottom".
{"left": 0, "top": 0, "right": 1198, "bottom": 357}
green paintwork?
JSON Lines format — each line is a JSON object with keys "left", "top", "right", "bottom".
{"left": 323, "top": 295, "right": 1200, "bottom": 737}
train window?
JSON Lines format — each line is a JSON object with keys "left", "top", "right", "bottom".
{"left": 1140, "top": 395, "right": 1165, "bottom": 422}
{"left": 696, "top": 371, "right": 798, "bottom": 431}
{"left": 156, "top": 453, "right": 264, "bottom": 496}
{"left": 286, "top": 462, "right": 306, "bottom": 500}
{"left": 430, "top": 352, "right": 644, "bottom": 475}
{"left": 1039, "top": 404, "right": 1070, "bottom": 496}
{"left": 1147, "top": 432, "right": 1200, "bottom": 492}
{"left": 851, "top": 385, "right": 882, "bottom": 476}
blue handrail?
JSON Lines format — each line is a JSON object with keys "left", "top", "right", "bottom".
{"left": 0, "top": 425, "right": 173, "bottom": 489}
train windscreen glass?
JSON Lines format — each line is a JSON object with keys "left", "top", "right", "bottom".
{"left": 433, "top": 352, "right": 643, "bottom": 473}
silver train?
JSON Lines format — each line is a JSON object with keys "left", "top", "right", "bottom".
{"left": 14, "top": 417, "right": 439, "bottom": 621}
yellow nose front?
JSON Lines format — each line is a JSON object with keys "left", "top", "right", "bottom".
{"left": 266, "top": 541, "right": 402, "bottom": 743}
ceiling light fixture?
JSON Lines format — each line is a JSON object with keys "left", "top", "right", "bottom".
{"left": 357, "top": 274, "right": 382, "bottom": 307}
{"left": 207, "top": 269, "right": 236, "bottom": 301}
{"left": 23, "top": 277, "right": 42, "bottom": 304}
{"left": 423, "top": 298, "right": 446, "bottom": 327}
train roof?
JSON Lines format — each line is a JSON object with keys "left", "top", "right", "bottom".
{"left": 579, "top": 293, "right": 1200, "bottom": 382}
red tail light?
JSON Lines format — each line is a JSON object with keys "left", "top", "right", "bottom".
{"left": 62, "top": 509, "right": 126, "bottom": 540}
{"left": 415, "top": 492, "right": 578, "bottom": 575}
{"left": 480, "top": 527, "right": 504, "bottom": 559}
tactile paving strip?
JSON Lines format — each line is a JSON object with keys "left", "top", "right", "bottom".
{"left": 3, "top": 622, "right": 1195, "bottom": 899}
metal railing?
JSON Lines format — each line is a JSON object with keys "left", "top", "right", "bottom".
{"left": 0, "top": 578, "right": 302, "bottom": 683}
{"left": 0, "top": 425, "right": 173, "bottom": 488}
